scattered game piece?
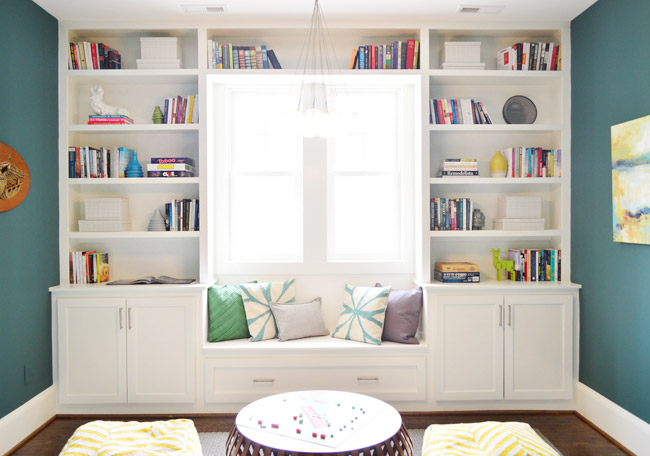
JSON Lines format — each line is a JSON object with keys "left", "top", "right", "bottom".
{"left": 296, "top": 429, "right": 301, "bottom": 434}
{"left": 312, "top": 432, "right": 317, "bottom": 438}
{"left": 293, "top": 416, "right": 297, "bottom": 420}
{"left": 272, "top": 424, "right": 279, "bottom": 429}
{"left": 257, "top": 420, "right": 262, "bottom": 425}
{"left": 320, "top": 434, "right": 325, "bottom": 439}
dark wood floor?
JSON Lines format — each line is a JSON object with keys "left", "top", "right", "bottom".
{"left": 9, "top": 412, "right": 632, "bottom": 456}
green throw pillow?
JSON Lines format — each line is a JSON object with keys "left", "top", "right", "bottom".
{"left": 331, "top": 284, "right": 391, "bottom": 345}
{"left": 207, "top": 284, "right": 253, "bottom": 342}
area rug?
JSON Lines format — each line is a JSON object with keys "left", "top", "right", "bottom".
{"left": 199, "top": 429, "right": 422, "bottom": 456}
{"left": 198, "top": 428, "right": 561, "bottom": 455}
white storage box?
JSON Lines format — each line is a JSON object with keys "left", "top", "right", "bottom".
{"left": 441, "top": 41, "right": 482, "bottom": 64}
{"left": 497, "top": 196, "right": 542, "bottom": 219}
{"left": 136, "top": 58, "right": 182, "bottom": 69}
{"left": 140, "top": 37, "right": 181, "bottom": 60}
{"left": 493, "top": 218, "right": 545, "bottom": 230}
{"left": 84, "top": 198, "right": 130, "bottom": 221}
{"left": 78, "top": 220, "right": 132, "bottom": 232}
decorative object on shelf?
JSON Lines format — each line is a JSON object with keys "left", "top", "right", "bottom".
{"left": 490, "top": 150, "right": 508, "bottom": 177}
{"left": 125, "top": 151, "right": 143, "bottom": 178}
{"left": 148, "top": 209, "right": 166, "bottom": 231}
{"left": 440, "top": 41, "right": 485, "bottom": 70}
{"left": 502, "top": 95, "right": 537, "bottom": 124}
{"left": 472, "top": 208, "right": 485, "bottom": 230}
{"left": 90, "top": 86, "right": 130, "bottom": 116}
{"left": 611, "top": 114, "right": 650, "bottom": 245}
{"left": 0, "top": 142, "right": 30, "bottom": 212}
{"left": 492, "top": 248, "right": 515, "bottom": 281}
{"left": 295, "top": 0, "right": 340, "bottom": 138}
{"left": 152, "top": 106, "right": 163, "bottom": 124}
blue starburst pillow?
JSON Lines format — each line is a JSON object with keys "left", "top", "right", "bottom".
{"left": 332, "top": 284, "right": 392, "bottom": 345}
{"left": 241, "top": 279, "right": 296, "bottom": 341}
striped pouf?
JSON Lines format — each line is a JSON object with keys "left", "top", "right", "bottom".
{"left": 59, "top": 419, "right": 202, "bottom": 456}
{"left": 423, "top": 421, "right": 560, "bottom": 456}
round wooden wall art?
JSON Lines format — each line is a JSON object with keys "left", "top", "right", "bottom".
{"left": 0, "top": 142, "right": 30, "bottom": 212}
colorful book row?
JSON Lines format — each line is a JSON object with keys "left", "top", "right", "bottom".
{"left": 68, "top": 42, "right": 121, "bottom": 70}
{"left": 506, "top": 248, "right": 561, "bottom": 282}
{"left": 350, "top": 40, "right": 420, "bottom": 70}
{"left": 497, "top": 42, "right": 560, "bottom": 71}
{"left": 161, "top": 95, "right": 198, "bottom": 124}
{"left": 69, "top": 250, "right": 109, "bottom": 284}
{"left": 430, "top": 99, "right": 492, "bottom": 125}
{"left": 165, "top": 199, "right": 199, "bottom": 232}
{"left": 68, "top": 146, "right": 136, "bottom": 179}
{"left": 503, "top": 147, "right": 562, "bottom": 178}
{"left": 207, "top": 42, "right": 281, "bottom": 69}
{"left": 430, "top": 197, "right": 474, "bottom": 231}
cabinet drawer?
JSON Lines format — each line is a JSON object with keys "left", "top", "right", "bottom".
{"left": 205, "top": 356, "right": 426, "bottom": 403}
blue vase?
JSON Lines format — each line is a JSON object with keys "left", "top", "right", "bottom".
{"left": 125, "top": 151, "right": 143, "bottom": 178}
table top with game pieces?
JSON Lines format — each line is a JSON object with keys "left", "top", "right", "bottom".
{"left": 235, "top": 390, "right": 403, "bottom": 453}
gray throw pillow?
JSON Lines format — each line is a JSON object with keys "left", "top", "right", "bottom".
{"left": 269, "top": 298, "right": 330, "bottom": 342}
{"left": 376, "top": 283, "right": 422, "bottom": 344}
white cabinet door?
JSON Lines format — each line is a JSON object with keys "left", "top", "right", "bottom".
{"left": 57, "top": 298, "right": 127, "bottom": 404}
{"left": 434, "top": 295, "right": 504, "bottom": 401}
{"left": 126, "top": 297, "right": 195, "bottom": 403}
{"left": 504, "top": 294, "right": 573, "bottom": 400}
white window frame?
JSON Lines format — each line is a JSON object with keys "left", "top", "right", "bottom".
{"left": 208, "top": 74, "right": 420, "bottom": 276}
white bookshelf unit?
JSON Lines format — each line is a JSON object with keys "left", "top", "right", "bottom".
{"left": 51, "top": 21, "right": 579, "bottom": 414}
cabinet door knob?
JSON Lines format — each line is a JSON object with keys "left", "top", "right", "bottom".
{"left": 119, "top": 308, "right": 124, "bottom": 330}
{"left": 128, "top": 308, "right": 133, "bottom": 329}
{"left": 507, "top": 304, "right": 512, "bottom": 327}
{"left": 498, "top": 305, "right": 503, "bottom": 327}
{"left": 252, "top": 378, "right": 275, "bottom": 384}
{"left": 357, "top": 376, "right": 380, "bottom": 383}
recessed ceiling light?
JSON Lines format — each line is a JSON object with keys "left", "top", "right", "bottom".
{"left": 181, "top": 4, "right": 227, "bottom": 13}
{"left": 457, "top": 5, "right": 505, "bottom": 14}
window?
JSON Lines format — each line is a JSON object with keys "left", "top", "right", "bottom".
{"left": 210, "top": 74, "right": 418, "bottom": 275}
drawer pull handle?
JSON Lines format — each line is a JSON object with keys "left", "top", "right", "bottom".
{"left": 357, "top": 376, "right": 379, "bottom": 383}
{"left": 252, "top": 378, "right": 275, "bottom": 384}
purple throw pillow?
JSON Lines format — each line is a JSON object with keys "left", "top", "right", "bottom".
{"left": 376, "top": 283, "right": 422, "bottom": 344}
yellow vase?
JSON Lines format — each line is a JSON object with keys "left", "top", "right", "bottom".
{"left": 490, "top": 150, "right": 508, "bottom": 177}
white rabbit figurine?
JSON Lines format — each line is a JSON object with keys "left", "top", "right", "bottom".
{"left": 90, "top": 86, "right": 130, "bottom": 116}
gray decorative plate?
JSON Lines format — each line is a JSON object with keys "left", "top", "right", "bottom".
{"left": 503, "top": 95, "right": 537, "bottom": 124}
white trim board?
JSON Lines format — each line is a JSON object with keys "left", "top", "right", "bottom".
{"left": 0, "top": 386, "right": 56, "bottom": 455}
{"left": 576, "top": 382, "right": 650, "bottom": 456}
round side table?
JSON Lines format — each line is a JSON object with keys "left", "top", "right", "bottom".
{"left": 226, "top": 391, "right": 413, "bottom": 456}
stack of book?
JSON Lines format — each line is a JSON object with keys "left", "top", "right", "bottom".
{"left": 161, "top": 95, "right": 198, "bottom": 124}
{"left": 349, "top": 40, "right": 420, "bottom": 70}
{"left": 507, "top": 249, "right": 561, "bottom": 282}
{"left": 207, "top": 42, "right": 281, "bottom": 69}
{"left": 497, "top": 42, "right": 560, "bottom": 71}
{"left": 501, "top": 147, "right": 562, "bottom": 178}
{"left": 68, "top": 146, "right": 136, "bottom": 179}
{"left": 430, "top": 197, "right": 473, "bottom": 231}
{"left": 88, "top": 114, "right": 133, "bottom": 125}
{"left": 147, "top": 157, "right": 196, "bottom": 177}
{"left": 69, "top": 250, "right": 109, "bottom": 284}
{"left": 165, "top": 198, "right": 199, "bottom": 231}
{"left": 434, "top": 261, "right": 480, "bottom": 283}
{"left": 430, "top": 99, "right": 492, "bottom": 124}
{"left": 69, "top": 42, "right": 121, "bottom": 70}
{"left": 439, "top": 158, "right": 478, "bottom": 177}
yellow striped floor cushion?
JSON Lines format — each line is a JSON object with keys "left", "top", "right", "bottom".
{"left": 59, "top": 419, "right": 202, "bottom": 456}
{"left": 423, "top": 421, "right": 560, "bottom": 456}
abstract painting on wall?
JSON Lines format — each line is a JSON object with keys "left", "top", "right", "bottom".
{"left": 611, "top": 114, "right": 650, "bottom": 244}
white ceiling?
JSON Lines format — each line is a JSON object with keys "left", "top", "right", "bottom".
{"left": 32, "top": 0, "right": 598, "bottom": 23}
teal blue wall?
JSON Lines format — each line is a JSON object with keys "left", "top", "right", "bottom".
{"left": 0, "top": 0, "right": 58, "bottom": 418}
{"left": 572, "top": 0, "right": 650, "bottom": 424}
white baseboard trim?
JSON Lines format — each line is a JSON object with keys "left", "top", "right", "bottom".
{"left": 576, "top": 382, "right": 650, "bottom": 456}
{"left": 0, "top": 386, "right": 56, "bottom": 455}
